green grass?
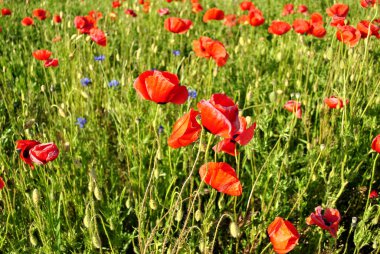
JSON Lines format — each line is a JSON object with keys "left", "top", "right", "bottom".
{"left": 0, "top": 0, "right": 380, "bottom": 253}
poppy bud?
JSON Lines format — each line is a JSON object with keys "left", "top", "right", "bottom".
{"left": 125, "top": 198, "right": 132, "bottom": 209}
{"left": 229, "top": 221, "right": 240, "bottom": 238}
{"left": 29, "top": 231, "right": 38, "bottom": 247}
{"left": 175, "top": 209, "right": 183, "bottom": 222}
{"left": 92, "top": 234, "right": 102, "bottom": 249}
{"left": 149, "top": 199, "right": 157, "bottom": 210}
{"left": 83, "top": 209, "right": 91, "bottom": 228}
{"left": 195, "top": 209, "right": 202, "bottom": 221}
{"left": 32, "top": 189, "right": 40, "bottom": 206}
{"left": 94, "top": 186, "right": 102, "bottom": 201}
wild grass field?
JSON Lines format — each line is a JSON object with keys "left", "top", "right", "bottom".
{"left": 0, "top": 0, "right": 380, "bottom": 253}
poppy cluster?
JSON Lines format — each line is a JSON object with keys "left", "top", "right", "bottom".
{"left": 74, "top": 11, "right": 106, "bottom": 47}
{"left": 16, "top": 140, "right": 59, "bottom": 169}
{"left": 32, "top": 49, "right": 59, "bottom": 68}
{"left": 193, "top": 36, "right": 229, "bottom": 67}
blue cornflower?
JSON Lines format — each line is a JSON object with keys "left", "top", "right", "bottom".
{"left": 188, "top": 89, "right": 197, "bottom": 99}
{"left": 94, "top": 55, "right": 105, "bottom": 61}
{"left": 108, "top": 79, "right": 119, "bottom": 88}
{"left": 80, "top": 77, "right": 92, "bottom": 86}
{"left": 172, "top": 50, "right": 180, "bottom": 56}
{"left": 76, "top": 117, "right": 87, "bottom": 128}
{"left": 158, "top": 125, "right": 164, "bottom": 135}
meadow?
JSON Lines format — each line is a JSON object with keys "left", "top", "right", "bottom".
{"left": 0, "top": 0, "right": 380, "bottom": 253}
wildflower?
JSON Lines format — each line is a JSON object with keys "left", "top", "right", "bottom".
{"left": 369, "top": 190, "right": 379, "bottom": 199}
{"left": 158, "top": 125, "right": 164, "bottom": 135}
{"left": 336, "top": 25, "right": 361, "bottom": 47}
{"left": 1, "top": 8, "right": 11, "bottom": 16}
{"left": 203, "top": 8, "right": 225, "bottom": 23}
{"left": 158, "top": 8, "right": 170, "bottom": 16}
{"left": 53, "top": 15, "right": 62, "bottom": 23}
{"left": 133, "top": 70, "right": 188, "bottom": 104}
{"left": 172, "top": 50, "right": 181, "bottom": 56}
{"left": 284, "top": 100, "right": 302, "bottom": 119}
{"left": 324, "top": 96, "right": 348, "bottom": 109}
{"left": 193, "top": 36, "right": 229, "bottom": 67}
{"left": 16, "top": 140, "right": 59, "bottom": 169}
{"left": 306, "top": 206, "right": 341, "bottom": 238}
{"left": 21, "top": 17, "right": 34, "bottom": 26}
{"left": 164, "top": 17, "right": 192, "bottom": 34}
{"left": 240, "top": 1, "right": 255, "bottom": 11}
{"left": 33, "top": 50, "right": 52, "bottom": 61}
{"left": 94, "top": 55, "right": 105, "bottom": 61}
{"left": 268, "top": 217, "right": 300, "bottom": 254}
{"left": 298, "top": 5, "right": 308, "bottom": 14}
{"left": 33, "top": 9, "right": 47, "bottom": 20}
{"left": 372, "top": 134, "right": 380, "bottom": 153}
{"left": 44, "top": 58, "right": 59, "bottom": 68}
{"left": 199, "top": 162, "right": 242, "bottom": 196}
{"left": 268, "top": 21, "right": 292, "bottom": 35}
{"left": 188, "top": 89, "right": 197, "bottom": 99}
{"left": 282, "top": 4, "right": 294, "bottom": 16}
{"left": 125, "top": 9, "right": 137, "bottom": 17}
{"left": 361, "top": 0, "right": 376, "bottom": 8}
{"left": 76, "top": 117, "right": 87, "bottom": 128}
{"left": 81, "top": 77, "right": 92, "bottom": 86}
{"left": 108, "top": 80, "right": 119, "bottom": 87}
{"left": 168, "top": 109, "right": 201, "bottom": 148}
{"left": 0, "top": 176, "right": 5, "bottom": 190}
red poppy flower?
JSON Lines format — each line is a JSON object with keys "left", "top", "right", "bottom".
{"left": 197, "top": 94, "right": 240, "bottom": 139}
{"left": 192, "top": 3, "right": 203, "bottom": 13}
{"left": 29, "top": 143, "right": 60, "bottom": 165}
{"left": 125, "top": 9, "right": 137, "bottom": 17}
{"left": 158, "top": 8, "right": 170, "bottom": 16}
{"left": 298, "top": 5, "right": 308, "bottom": 14}
{"left": 199, "top": 162, "right": 242, "bottom": 196}
{"left": 239, "top": 15, "right": 250, "bottom": 25}
{"left": 268, "top": 21, "right": 291, "bottom": 35}
{"left": 16, "top": 140, "right": 41, "bottom": 169}
{"left": 369, "top": 190, "right": 379, "bottom": 199}
{"left": 203, "top": 8, "right": 225, "bottom": 23}
{"left": 44, "top": 58, "right": 59, "bottom": 67}
{"left": 33, "top": 50, "right": 52, "bottom": 61}
{"left": 1, "top": 8, "right": 11, "bottom": 16}
{"left": 284, "top": 100, "right": 302, "bottom": 119}
{"left": 133, "top": 70, "right": 188, "bottom": 104}
{"left": 143, "top": 1, "right": 150, "bottom": 13}
{"left": 21, "top": 17, "right": 34, "bottom": 26}
{"left": 240, "top": 1, "right": 255, "bottom": 11}
{"left": 112, "top": 1, "right": 121, "bottom": 8}
{"left": 53, "top": 15, "right": 62, "bottom": 23}
{"left": 360, "top": 0, "right": 376, "bottom": 8}
{"left": 88, "top": 10, "right": 103, "bottom": 21}
{"left": 164, "top": 17, "right": 192, "bottom": 34}
{"left": 336, "top": 25, "right": 361, "bottom": 47}
{"left": 293, "top": 19, "right": 311, "bottom": 34}
{"left": 306, "top": 206, "right": 341, "bottom": 238}
{"left": 372, "top": 135, "right": 380, "bottom": 153}
{"left": 357, "top": 20, "right": 380, "bottom": 38}
{"left": 213, "top": 117, "right": 256, "bottom": 156}
{"left": 0, "top": 176, "right": 5, "bottom": 190}
{"left": 308, "top": 14, "right": 327, "bottom": 38}
{"left": 248, "top": 8, "right": 265, "bottom": 27}
{"left": 330, "top": 16, "right": 347, "bottom": 27}
{"left": 326, "top": 3, "right": 349, "bottom": 18}
{"left": 282, "top": 4, "right": 294, "bottom": 16}
{"left": 193, "top": 36, "right": 229, "bottom": 67}
{"left": 324, "top": 96, "right": 348, "bottom": 109}
{"left": 268, "top": 217, "right": 300, "bottom": 254}
{"left": 74, "top": 16, "right": 97, "bottom": 34}
{"left": 224, "top": 14, "right": 237, "bottom": 27}
{"left": 33, "top": 9, "right": 47, "bottom": 20}
{"left": 90, "top": 28, "right": 107, "bottom": 47}
{"left": 168, "top": 109, "right": 202, "bottom": 148}
{"left": 138, "top": 0, "right": 144, "bottom": 4}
